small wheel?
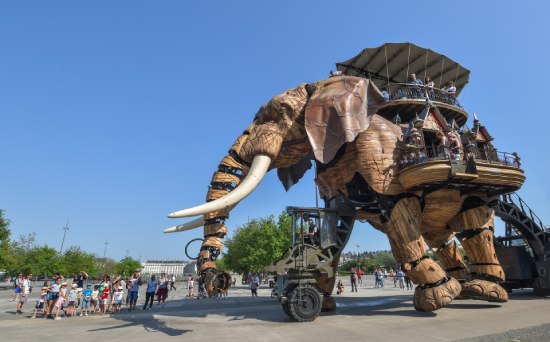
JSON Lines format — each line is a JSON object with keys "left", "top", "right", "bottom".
{"left": 288, "top": 286, "right": 322, "bottom": 322}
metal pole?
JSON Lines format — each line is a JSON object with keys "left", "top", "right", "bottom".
{"left": 102, "top": 240, "right": 109, "bottom": 275}
{"left": 314, "top": 162, "right": 319, "bottom": 208}
{"left": 103, "top": 240, "right": 109, "bottom": 259}
{"left": 59, "top": 221, "right": 69, "bottom": 254}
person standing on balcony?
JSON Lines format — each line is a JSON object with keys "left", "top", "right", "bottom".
{"left": 424, "top": 77, "right": 435, "bottom": 98}
{"left": 437, "top": 131, "right": 450, "bottom": 159}
{"left": 408, "top": 73, "right": 423, "bottom": 85}
{"left": 407, "top": 73, "right": 423, "bottom": 98}
{"left": 442, "top": 81, "right": 457, "bottom": 95}
{"left": 448, "top": 132, "right": 461, "bottom": 161}
{"left": 424, "top": 77, "right": 434, "bottom": 88}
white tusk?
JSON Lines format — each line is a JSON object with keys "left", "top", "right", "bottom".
{"left": 163, "top": 217, "right": 205, "bottom": 233}
{"left": 167, "top": 155, "right": 271, "bottom": 218}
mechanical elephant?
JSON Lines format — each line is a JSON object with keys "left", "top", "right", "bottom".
{"left": 166, "top": 74, "right": 508, "bottom": 311}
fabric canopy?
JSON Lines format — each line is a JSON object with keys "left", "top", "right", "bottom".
{"left": 336, "top": 43, "right": 470, "bottom": 96}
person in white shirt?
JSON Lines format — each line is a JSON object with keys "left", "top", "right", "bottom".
{"left": 16, "top": 274, "right": 30, "bottom": 314}
{"left": 112, "top": 286, "right": 124, "bottom": 314}
{"left": 170, "top": 274, "right": 177, "bottom": 291}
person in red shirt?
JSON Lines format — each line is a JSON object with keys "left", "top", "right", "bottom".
{"left": 357, "top": 268, "right": 364, "bottom": 286}
{"left": 100, "top": 284, "right": 110, "bottom": 314}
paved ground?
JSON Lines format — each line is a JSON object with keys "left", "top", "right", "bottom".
{"left": 1, "top": 277, "right": 549, "bottom": 341}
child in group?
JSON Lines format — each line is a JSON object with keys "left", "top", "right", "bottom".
{"left": 90, "top": 285, "right": 99, "bottom": 314}
{"left": 112, "top": 286, "right": 124, "bottom": 314}
{"left": 66, "top": 284, "right": 78, "bottom": 317}
{"left": 100, "top": 284, "right": 110, "bottom": 314}
{"left": 54, "top": 282, "right": 68, "bottom": 320}
{"left": 80, "top": 283, "right": 93, "bottom": 316}
{"left": 30, "top": 287, "right": 49, "bottom": 318}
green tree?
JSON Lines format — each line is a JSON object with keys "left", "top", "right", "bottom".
{"left": 60, "top": 246, "right": 99, "bottom": 277}
{"left": 115, "top": 257, "right": 141, "bottom": 277}
{"left": 215, "top": 256, "right": 227, "bottom": 270}
{"left": 97, "top": 257, "right": 118, "bottom": 277}
{"left": 373, "top": 251, "right": 399, "bottom": 270}
{"left": 224, "top": 211, "right": 292, "bottom": 274}
{"left": 23, "top": 245, "right": 62, "bottom": 276}
{"left": 0, "top": 209, "right": 15, "bottom": 272}
{"left": 6, "top": 232, "right": 37, "bottom": 274}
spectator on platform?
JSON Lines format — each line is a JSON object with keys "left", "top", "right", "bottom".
{"left": 442, "top": 81, "right": 456, "bottom": 95}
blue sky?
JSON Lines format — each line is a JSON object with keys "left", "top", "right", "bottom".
{"left": 1, "top": 1, "right": 549, "bottom": 262}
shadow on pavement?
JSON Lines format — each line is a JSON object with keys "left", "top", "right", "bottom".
{"left": 88, "top": 314, "right": 192, "bottom": 336}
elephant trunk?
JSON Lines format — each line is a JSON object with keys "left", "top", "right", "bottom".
{"left": 167, "top": 84, "right": 309, "bottom": 272}
{"left": 196, "top": 123, "right": 284, "bottom": 272}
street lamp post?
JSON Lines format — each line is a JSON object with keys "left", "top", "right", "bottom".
{"left": 59, "top": 221, "right": 69, "bottom": 254}
{"left": 102, "top": 240, "right": 109, "bottom": 275}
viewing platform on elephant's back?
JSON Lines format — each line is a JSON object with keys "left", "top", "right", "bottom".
{"left": 397, "top": 152, "right": 525, "bottom": 195}
{"left": 376, "top": 83, "right": 468, "bottom": 126}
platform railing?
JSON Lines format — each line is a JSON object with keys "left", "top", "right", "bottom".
{"left": 399, "top": 146, "right": 521, "bottom": 169}
{"left": 380, "top": 83, "right": 463, "bottom": 109}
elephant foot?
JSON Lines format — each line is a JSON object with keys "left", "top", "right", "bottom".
{"left": 321, "top": 295, "right": 336, "bottom": 312}
{"left": 413, "top": 277, "right": 461, "bottom": 312}
{"left": 460, "top": 279, "right": 508, "bottom": 302}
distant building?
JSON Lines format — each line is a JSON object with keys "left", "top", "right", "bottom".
{"left": 183, "top": 262, "right": 197, "bottom": 275}
{"left": 141, "top": 260, "right": 191, "bottom": 278}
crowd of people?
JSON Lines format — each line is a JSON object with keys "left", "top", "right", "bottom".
{"left": 9, "top": 271, "right": 188, "bottom": 320}
{"left": 10, "top": 268, "right": 417, "bottom": 317}
{"left": 336, "top": 267, "right": 414, "bottom": 295}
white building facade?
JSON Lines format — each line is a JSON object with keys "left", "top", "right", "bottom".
{"left": 141, "top": 260, "right": 191, "bottom": 278}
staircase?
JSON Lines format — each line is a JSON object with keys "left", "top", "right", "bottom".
{"left": 493, "top": 192, "right": 550, "bottom": 295}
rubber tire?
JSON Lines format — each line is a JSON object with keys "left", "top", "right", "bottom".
{"left": 281, "top": 301, "right": 292, "bottom": 318}
{"left": 288, "top": 286, "right": 322, "bottom": 322}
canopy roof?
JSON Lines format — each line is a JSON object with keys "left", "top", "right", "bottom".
{"left": 336, "top": 43, "right": 470, "bottom": 96}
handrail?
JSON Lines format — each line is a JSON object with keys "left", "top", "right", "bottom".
{"left": 380, "top": 83, "right": 463, "bottom": 109}
{"left": 399, "top": 145, "right": 521, "bottom": 169}
{"left": 501, "top": 193, "right": 546, "bottom": 232}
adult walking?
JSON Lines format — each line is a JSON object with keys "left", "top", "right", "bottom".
{"left": 143, "top": 275, "right": 158, "bottom": 310}
{"left": 396, "top": 268, "right": 405, "bottom": 290}
{"left": 350, "top": 267, "right": 358, "bottom": 292}
{"left": 157, "top": 273, "right": 168, "bottom": 303}
{"left": 357, "top": 268, "right": 364, "bottom": 286}
{"left": 169, "top": 274, "right": 177, "bottom": 291}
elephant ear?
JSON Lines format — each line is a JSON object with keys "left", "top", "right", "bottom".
{"left": 277, "top": 155, "right": 313, "bottom": 191}
{"left": 305, "top": 76, "right": 383, "bottom": 164}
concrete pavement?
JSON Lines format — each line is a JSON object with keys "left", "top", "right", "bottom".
{"left": 0, "top": 277, "right": 549, "bottom": 341}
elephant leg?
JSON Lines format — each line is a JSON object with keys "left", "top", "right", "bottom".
{"left": 383, "top": 197, "right": 461, "bottom": 312}
{"left": 420, "top": 189, "right": 469, "bottom": 282}
{"left": 431, "top": 239, "right": 471, "bottom": 282}
{"left": 314, "top": 256, "right": 340, "bottom": 311}
{"left": 448, "top": 205, "right": 508, "bottom": 302}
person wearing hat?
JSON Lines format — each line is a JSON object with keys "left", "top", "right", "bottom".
{"left": 53, "top": 282, "right": 68, "bottom": 320}
{"left": 30, "top": 286, "right": 50, "bottom": 318}
{"left": 79, "top": 283, "right": 93, "bottom": 316}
